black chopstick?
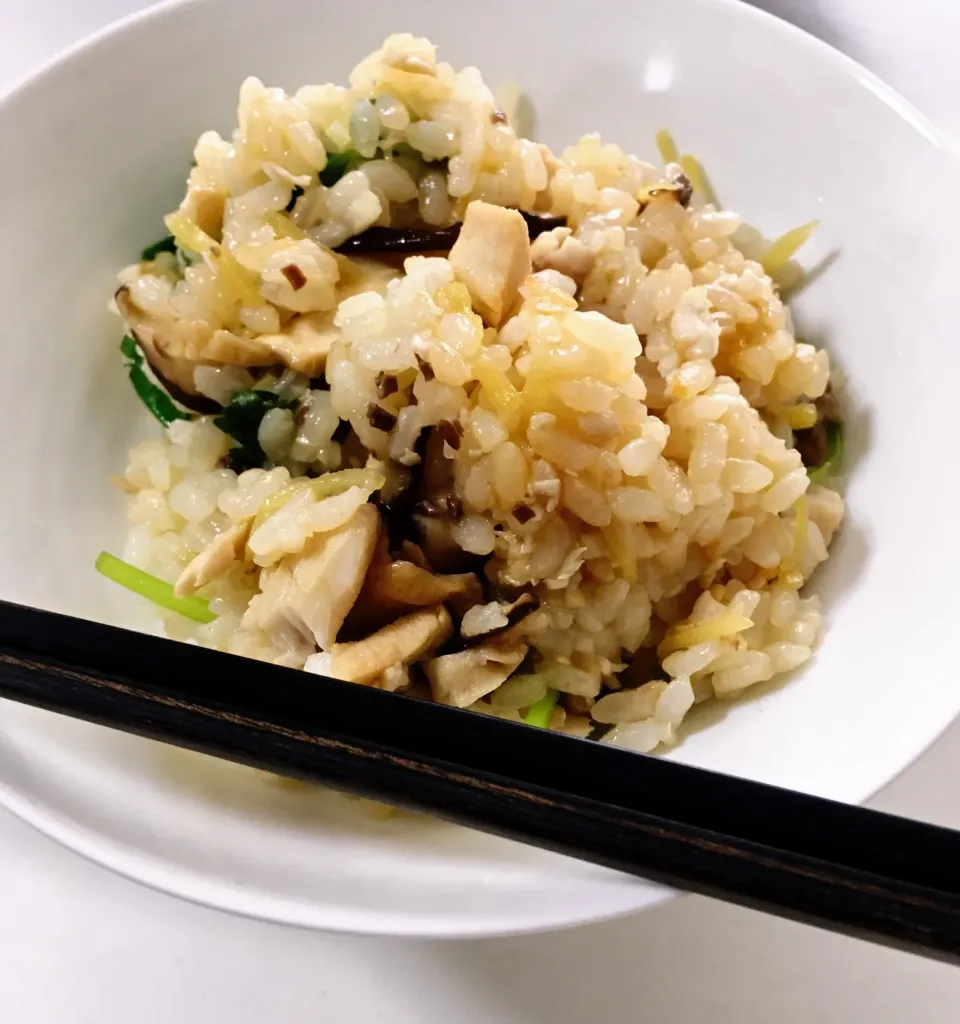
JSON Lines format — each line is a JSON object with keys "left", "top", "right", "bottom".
{"left": 0, "top": 598, "right": 958, "bottom": 959}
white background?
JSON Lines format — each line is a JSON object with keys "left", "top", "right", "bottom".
{"left": 2, "top": 0, "right": 960, "bottom": 1019}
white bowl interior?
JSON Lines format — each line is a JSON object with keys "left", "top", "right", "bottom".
{"left": 0, "top": 0, "right": 958, "bottom": 935}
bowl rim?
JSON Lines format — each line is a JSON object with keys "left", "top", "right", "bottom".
{"left": 1, "top": 0, "right": 958, "bottom": 937}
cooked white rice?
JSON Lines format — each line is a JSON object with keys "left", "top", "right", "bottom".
{"left": 111, "top": 33, "right": 844, "bottom": 753}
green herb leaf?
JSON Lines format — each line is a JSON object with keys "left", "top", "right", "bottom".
{"left": 213, "top": 389, "right": 297, "bottom": 472}
{"left": 523, "top": 688, "right": 559, "bottom": 729}
{"left": 95, "top": 551, "right": 216, "bottom": 623}
{"left": 120, "top": 335, "right": 190, "bottom": 427}
{"left": 140, "top": 235, "right": 178, "bottom": 261}
{"left": 320, "top": 150, "right": 361, "bottom": 187}
{"left": 808, "top": 421, "right": 844, "bottom": 483}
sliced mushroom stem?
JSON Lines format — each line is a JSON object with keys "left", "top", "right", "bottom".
{"left": 320, "top": 606, "right": 453, "bottom": 685}
{"left": 426, "top": 644, "right": 527, "bottom": 708}
{"left": 115, "top": 286, "right": 222, "bottom": 413}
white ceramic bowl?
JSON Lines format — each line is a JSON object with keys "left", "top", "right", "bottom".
{"left": 0, "top": 0, "right": 958, "bottom": 938}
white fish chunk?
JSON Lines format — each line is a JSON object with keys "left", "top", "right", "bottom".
{"left": 174, "top": 520, "right": 251, "bottom": 597}
{"left": 243, "top": 503, "right": 379, "bottom": 650}
{"left": 449, "top": 201, "right": 531, "bottom": 326}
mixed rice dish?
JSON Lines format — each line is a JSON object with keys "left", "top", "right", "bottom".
{"left": 105, "top": 34, "right": 845, "bottom": 752}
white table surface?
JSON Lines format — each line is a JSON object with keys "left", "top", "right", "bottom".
{"left": 3, "top": 1, "right": 960, "bottom": 1019}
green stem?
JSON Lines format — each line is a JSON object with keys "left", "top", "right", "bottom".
{"left": 95, "top": 551, "right": 216, "bottom": 624}
{"left": 523, "top": 689, "right": 559, "bottom": 729}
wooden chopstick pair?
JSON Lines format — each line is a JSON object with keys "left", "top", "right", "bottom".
{"left": 0, "top": 597, "right": 958, "bottom": 959}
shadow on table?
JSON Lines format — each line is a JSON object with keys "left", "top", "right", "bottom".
{"left": 403, "top": 882, "right": 948, "bottom": 1023}
{"left": 388, "top": 722, "right": 960, "bottom": 1024}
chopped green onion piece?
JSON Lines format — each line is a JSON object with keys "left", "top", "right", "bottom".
{"left": 523, "top": 688, "right": 559, "bottom": 729}
{"left": 140, "top": 235, "right": 178, "bottom": 261}
{"left": 760, "top": 220, "right": 819, "bottom": 277}
{"left": 808, "top": 421, "right": 843, "bottom": 483}
{"left": 655, "top": 129, "right": 679, "bottom": 165}
{"left": 120, "top": 336, "right": 190, "bottom": 427}
{"left": 679, "top": 154, "right": 718, "bottom": 207}
{"left": 95, "top": 551, "right": 216, "bottom": 623}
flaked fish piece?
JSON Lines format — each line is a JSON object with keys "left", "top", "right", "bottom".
{"left": 307, "top": 606, "right": 452, "bottom": 685}
{"left": 251, "top": 313, "right": 340, "bottom": 378}
{"left": 256, "top": 256, "right": 400, "bottom": 376}
{"left": 426, "top": 643, "right": 527, "bottom": 708}
{"left": 449, "top": 201, "right": 531, "bottom": 326}
{"left": 174, "top": 520, "right": 252, "bottom": 597}
{"left": 243, "top": 503, "right": 380, "bottom": 650}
